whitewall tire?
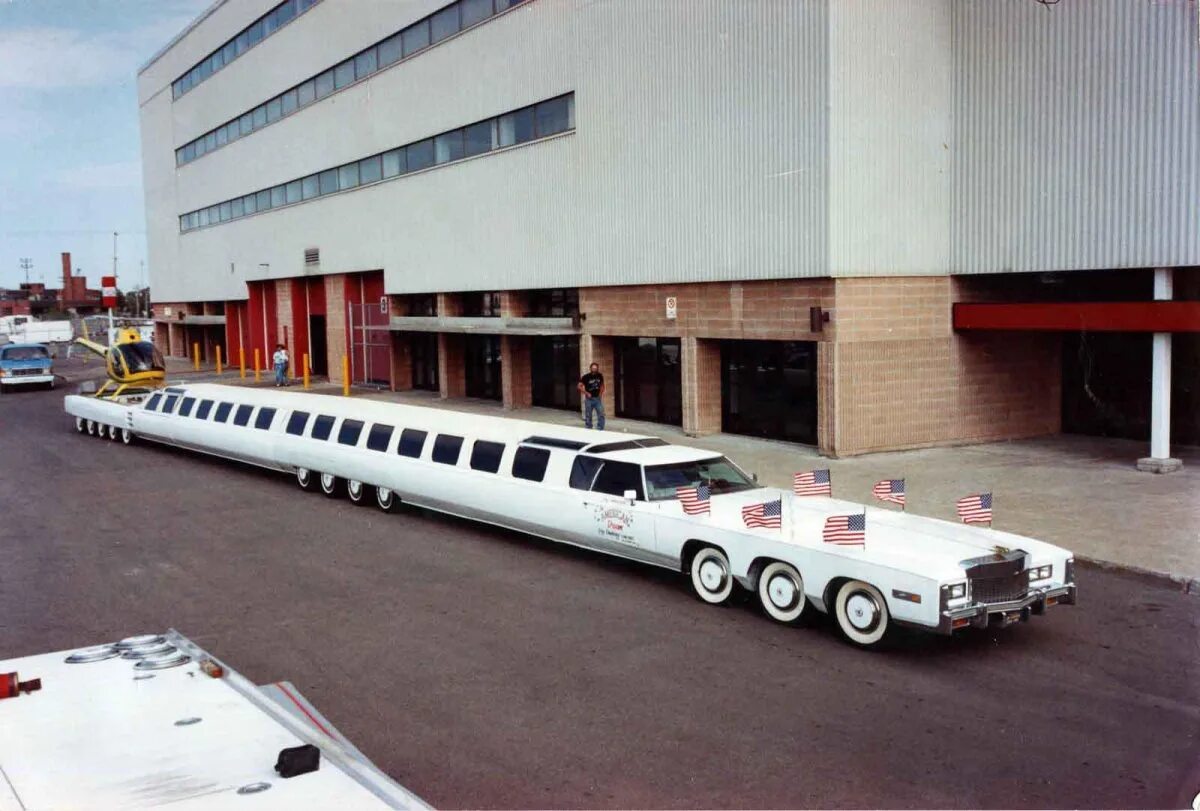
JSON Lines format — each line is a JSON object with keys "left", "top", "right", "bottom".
{"left": 834, "top": 580, "right": 890, "bottom": 648}
{"left": 690, "top": 546, "right": 734, "bottom": 605}
{"left": 320, "top": 473, "right": 344, "bottom": 498}
{"left": 75, "top": 416, "right": 86, "bottom": 434}
{"left": 86, "top": 419, "right": 96, "bottom": 436}
{"left": 296, "top": 468, "right": 318, "bottom": 492}
{"left": 376, "top": 486, "right": 399, "bottom": 513}
{"left": 107, "top": 424, "right": 119, "bottom": 441}
{"left": 758, "top": 562, "right": 807, "bottom": 624}
{"left": 121, "top": 427, "right": 134, "bottom": 445}
{"left": 347, "top": 479, "right": 370, "bottom": 506}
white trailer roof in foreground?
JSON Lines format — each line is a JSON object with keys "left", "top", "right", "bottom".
{"left": 0, "top": 630, "right": 429, "bottom": 810}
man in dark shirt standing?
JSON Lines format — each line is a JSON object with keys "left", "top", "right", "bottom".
{"left": 577, "top": 362, "right": 606, "bottom": 430}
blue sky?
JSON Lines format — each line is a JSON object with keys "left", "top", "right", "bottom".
{"left": 0, "top": 0, "right": 208, "bottom": 292}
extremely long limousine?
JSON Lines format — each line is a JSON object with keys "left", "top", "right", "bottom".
{"left": 65, "top": 384, "right": 1076, "bottom": 648}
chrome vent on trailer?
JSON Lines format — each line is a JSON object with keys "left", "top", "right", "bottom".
{"left": 304, "top": 247, "right": 320, "bottom": 266}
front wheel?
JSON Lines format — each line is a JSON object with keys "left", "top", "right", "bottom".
{"left": 758, "top": 562, "right": 807, "bottom": 624}
{"left": 320, "top": 473, "right": 344, "bottom": 498}
{"left": 690, "top": 546, "right": 734, "bottom": 605}
{"left": 347, "top": 479, "right": 371, "bottom": 506}
{"left": 121, "top": 427, "right": 134, "bottom": 445}
{"left": 376, "top": 486, "right": 400, "bottom": 513}
{"left": 834, "top": 580, "right": 890, "bottom": 648}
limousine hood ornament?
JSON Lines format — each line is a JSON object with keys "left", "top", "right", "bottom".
{"left": 63, "top": 383, "right": 1077, "bottom": 649}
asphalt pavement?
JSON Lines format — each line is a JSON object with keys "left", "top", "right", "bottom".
{"left": 1, "top": 383, "right": 1198, "bottom": 809}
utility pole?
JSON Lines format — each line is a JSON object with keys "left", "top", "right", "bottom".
{"left": 19, "top": 258, "right": 32, "bottom": 285}
{"left": 110, "top": 231, "right": 118, "bottom": 341}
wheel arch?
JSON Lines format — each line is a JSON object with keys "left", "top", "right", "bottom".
{"left": 680, "top": 538, "right": 726, "bottom": 574}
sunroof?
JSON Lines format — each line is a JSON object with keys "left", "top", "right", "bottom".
{"left": 522, "top": 435, "right": 589, "bottom": 451}
{"left": 586, "top": 438, "right": 668, "bottom": 453}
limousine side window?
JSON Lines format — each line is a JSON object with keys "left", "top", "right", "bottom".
{"left": 470, "top": 440, "right": 505, "bottom": 473}
{"left": 591, "top": 460, "right": 645, "bottom": 500}
{"left": 512, "top": 446, "right": 550, "bottom": 482}
{"left": 311, "top": 414, "right": 335, "bottom": 440}
{"left": 367, "top": 423, "right": 394, "bottom": 452}
{"left": 569, "top": 456, "right": 603, "bottom": 491}
{"left": 432, "top": 434, "right": 464, "bottom": 465}
{"left": 338, "top": 419, "right": 365, "bottom": 446}
{"left": 163, "top": 395, "right": 179, "bottom": 413}
{"left": 179, "top": 397, "right": 196, "bottom": 417}
{"left": 398, "top": 429, "right": 427, "bottom": 458}
{"left": 144, "top": 393, "right": 162, "bottom": 411}
{"left": 196, "top": 399, "right": 214, "bottom": 420}
{"left": 233, "top": 404, "right": 254, "bottom": 426}
{"left": 214, "top": 402, "right": 233, "bottom": 423}
{"left": 286, "top": 410, "right": 310, "bottom": 435}
{"left": 255, "top": 407, "right": 277, "bottom": 430}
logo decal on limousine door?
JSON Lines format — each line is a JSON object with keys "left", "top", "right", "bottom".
{"left": 595, "top": 506, "right": 636, "bottom": 545}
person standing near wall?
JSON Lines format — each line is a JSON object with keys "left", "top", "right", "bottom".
{"left": 577, "top": 362, "right": 605, "bottom": 430}
{"left": 273, "top": 343, "right": 289, "bottom": 387}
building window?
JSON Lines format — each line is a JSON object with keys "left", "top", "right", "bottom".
{"left": 171, "top": 0, "right": 321, "bottom": 100}
{"left": 462, "top": 292, "right": 501, "bottom": 317}
{"left": 511, "top": 446, "right": 550, "bottom": 482}
{"left": 180, "top": 94, "right": 574, "bottom": 232}
{"left": 528, "top": 288, "right": 579, "bottom": 318}
{"left": 615, "top": 337, "right": 682, "bottom": 426}
{"left": 174, "top": 0, "right": 535, "bottom": 165}
{"left": 407, "top": 294, "right": 437, "bottom": 316}
{"left": 532, "top": 336, "right": 581, "bottom": 412}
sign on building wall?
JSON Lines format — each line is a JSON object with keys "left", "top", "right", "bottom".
{"left": 380, "top": 296, "right": 388, "bottom": 315}
{"left": 665, "top": 296, "right": 678, "bottom": 320}
{"left": 101, "top": 276, "right": 117, "bottom": 308}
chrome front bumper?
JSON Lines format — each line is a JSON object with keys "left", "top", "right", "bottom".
{"left": 937, "top": 582, "right": 1077, "bottom": 635}
{"left": 0, "top": 373, "right": 54, "bottom": 385}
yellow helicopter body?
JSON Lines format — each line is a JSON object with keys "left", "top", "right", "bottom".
{"left": 75, "top": 326, "right": 167, "bottom": 399}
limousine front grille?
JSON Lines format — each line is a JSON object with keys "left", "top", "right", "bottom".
{"left": 971, "top": 570, "right": 1030, "bottom": 604}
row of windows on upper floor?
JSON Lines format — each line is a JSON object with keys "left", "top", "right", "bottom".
{"left": 174, "top": 0, "right": 531, "bottom": 166}
{"left": 171, "top": 0, "right": 321, "bottom": 100}
{"left": 178, "top": 93, "right": 573, "bottom": 233}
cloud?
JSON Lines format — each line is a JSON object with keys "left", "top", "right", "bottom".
{"left": 53, "top": 160, "right": 144, "bottom": 190}
{"left": 0, "top": 13, "right": 200, "bottom": 90}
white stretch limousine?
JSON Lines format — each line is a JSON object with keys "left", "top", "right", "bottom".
{"left": 65, "top": 384, "right": 1077, "bottom": 647}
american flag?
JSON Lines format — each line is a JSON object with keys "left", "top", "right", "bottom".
{"left": 956, "top": 492, "right": 993, "bottom": 524}
{"left": 823, "top": 513, "right": 866, "bottom": 546}
{"left": 742, "top": 499, "right": 782, "bottom": 529}
{"left": 793, "top": 468, "right": 832, "bottom": 497}
{"left": 872, "top": 478, "right": 906, "bottom": 506}
{"left": 676, "top": 483, "right": 711, "bottom": 515}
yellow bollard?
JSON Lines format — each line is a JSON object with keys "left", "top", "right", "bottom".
{"left": 192, "top": 343, "right": 200, "bottom": 371}
{"left": 239, "top": 347, "right": 246, "bottom": 379}
{"left": 254, "top": 348, "right": 260, "bottom": 383}
{"left": 215, "top": 345, "right": 223, "bottom": 375}
{"left": 303, "top": 353, "right": 310, "bottom": 390}
{"left": 342, "top": 355, "right": 350, "bottom": 397}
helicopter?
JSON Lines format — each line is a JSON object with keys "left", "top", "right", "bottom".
{"left": 74, "top": 325, "right": 166, "bottom": 400}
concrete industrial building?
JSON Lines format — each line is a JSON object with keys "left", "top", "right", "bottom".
{"left": 139, "top": 0, "right": 1199, "bottom": 462}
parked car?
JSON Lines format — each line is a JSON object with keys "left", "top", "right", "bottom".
{"left": 0, "top": 343, "right": 55, "bottom": 391}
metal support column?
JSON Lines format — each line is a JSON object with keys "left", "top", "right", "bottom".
{"left": 1137, "top": 268, "right": 1182, "bottom": 473}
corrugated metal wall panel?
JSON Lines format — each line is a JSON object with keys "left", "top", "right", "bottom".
{"left": 951, "top": 0, "right": 1200, "bottom": 274}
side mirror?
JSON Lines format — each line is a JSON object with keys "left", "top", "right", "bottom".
{"left": 623, "top": 489, "right": 637, "bottom": 503}
{"left": 752, "top": 473, "right": 759, "bottom": 483}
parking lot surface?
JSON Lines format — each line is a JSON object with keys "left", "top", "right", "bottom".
{"left": 2, "top": 384, "right": 1198, "bottom": 808}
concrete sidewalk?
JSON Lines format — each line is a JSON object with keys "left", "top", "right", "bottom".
{"left": 97, "top": 358, "right": 1200, "bottom": 587}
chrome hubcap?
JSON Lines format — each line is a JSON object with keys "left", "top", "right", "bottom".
{"left": 846, "top": 592, "right": 879, "bottom": 631}
{"left": 321, "top": 474, "right": 335, "bottom": 490}
{"left": 378, "top": 487, "right": 392, "bottom": 506}
{"left": 349, "top": 481, "right": 361, "bottom": 497}
{"left": 699, "top": 558, "right": 726, "bottom": 592}
{"left": 768, "top": 575, "right": 798, "bottom": 609}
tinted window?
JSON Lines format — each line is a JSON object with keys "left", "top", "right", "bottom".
{"left": 430, "top": 5, "right": 459, "bottom": 42}
{"left": 286, "top": 410, "right": 309, "bottom": 435}
{"left": 311, "top": 414, "right": 335, "bottom": 440}
{"left": 512, "top": 446, "right": 550, "bottom": 482}
{"left": 402, "top": 19, "right": 430, "bottom": 55}
{"left": 591, "top": 461, "right": 644, "bottom": 500}
{"left": 470, "top": 440, "right": 505, "bottom": 473}
{"left": 354, "top": 47, "right": 377, "bottom": 79}
{"left": 434, "top": 130, "right": 464, "bottom": 164}
{"left": 233, "top": 404, "right": 254, "bottom": 426}
{"left": 535, "top": 95, "right": 571, "bottom": 137}
{"left": 338, "top": 419, "right": 364, "bottom": 446}
{"left": 196, "top": 399, "right": 214, "bottom": 419}
{"left": 569, "top": 456, "right": 603, "bottom": 491}
{"left": 378, "top": 34, "right": 402, "bottom": 66}
{"left": 144, "top": 393, "right": 162, "bottom": 411}
{"left": 214, "top": 402, "right": 233, "bottom": 423}
{"left": 398, "top": 428, "right": 427, "bottom": 458}
{"left": 333, "top": 59, "right": 354, "bottom": 89}
{"left": 360, "top": 155, "right": 382, "bottom": 184}
{"left": 163, "top": 395, "right": 180, "bottom": 413}
{"left": 319, "top": 169, "right": 338, "bottom": 195}
{"left": 367, "top": 423, "right": 394, "bottom": 452}
{"left": 179, "top": 397, "right": 195, "bottom": 417}
{"left": 407, "top": 138, "right": 434, "bottom": 171}
{"left": 255, "top": 407, "right": 277, "bottom": 429}
{"left": 461, "top": 0, "right": 492, "bottom": 27}
{"left": 464, "top": 120, "right": 492, "bottom": 157}
{"left": 315, "top": 69, "right": 334, "bottom": 98}
{"left": 498, "top": 107, "right": 535, "bottom": 147}
{"left": 432, "top": 434, "right": 463, "bottom": 465}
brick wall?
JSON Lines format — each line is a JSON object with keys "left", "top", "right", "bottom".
{"left": 681, "top": 337, "right": 721, "bottom": 435}
{"left": 390, "top": 333, "right": 412, "bottom": 392}
{"left": 275, "top": 279, "right": 293, "bottom": 351}
{"left": 438, "top": 333, "right": 465, "bottom": 398}
{"left": 500, "top": 335, "right": 532, "bottom": 409}
{"left": 324, "top": 274, "right": 346, "bottom": 383}
{"left": 579, "top": 334, "right": 614, "bottom": 414}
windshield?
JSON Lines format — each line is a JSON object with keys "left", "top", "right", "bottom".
{"left": 116, "top": 342, "right": 165, "bottom": 373}
{"left": 644, "top": 457, "right": 759, "bottom": 501}
{"left": 1, "top": 346, "right": 49, "bottom": 361}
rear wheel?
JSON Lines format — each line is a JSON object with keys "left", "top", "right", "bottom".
{"left": 834, "top": 580, "right": 890, "bottom": 648}
{"left": 296, "top": 468, "right": 318, "bottom": 492}
{"left": 376, "top": 486, "right": 400, "bottom": 513}
{"left": 107, "top": 424, "right": 119, "bottom": 441}
{"left": 86, "top": 419, "right": 96, "bottom": 436}
{"left": 347, "top": 479, "right": 371, "bottom": 506}
{"left": 121, "top": 427, "right": 134, "bottom": 445}
{"left": 690, "top": 546, "right": 734, "bottom": 605}
{"left": 757, "top": 561, "right": 807, "bottom": 624}
{"left": 320, "top": 473, "right": 344, "bottom": 499}
{"left": 75, "top": 416, "right": 85, "bottom": 434}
